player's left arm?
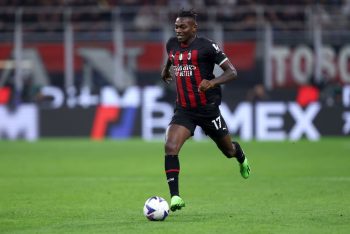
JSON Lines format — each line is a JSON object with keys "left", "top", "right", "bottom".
{"left": 198, "top": 59, "right": 237, "bottom": 93}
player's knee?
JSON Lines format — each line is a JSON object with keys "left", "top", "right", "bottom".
{"left": 164, "top": 141, "right": 181, "bottom": 155}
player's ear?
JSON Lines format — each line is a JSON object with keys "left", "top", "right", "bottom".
{"left": 193, "top": 23, "right": 197, "bottom": 32}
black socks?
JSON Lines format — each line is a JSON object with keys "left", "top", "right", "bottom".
{"left": 165, "top": 155, "right": 180, "bottom": 197}
{"left": 232, "top": 141, "right": 246, "bottom": 164}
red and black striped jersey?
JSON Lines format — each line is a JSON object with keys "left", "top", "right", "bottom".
{"left": 166, "top": 36, "right": 228, "bottom": 109}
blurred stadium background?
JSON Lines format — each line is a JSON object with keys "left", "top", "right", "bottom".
{"left": 0, "top": 0, "right": 349, "bottom": 141}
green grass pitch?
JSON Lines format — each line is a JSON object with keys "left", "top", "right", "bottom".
{"left": 0, "top": 138, "right": 349, "bottom": 234}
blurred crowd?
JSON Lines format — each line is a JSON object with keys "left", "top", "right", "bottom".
{"left": 0, "top": 0, "right": 345, "bottom": 7}
{"left": 0, "top": 0, "right": 346, "bottom": 106}
{"left": 0, "top": 0, "right": 349, "bottom": 33}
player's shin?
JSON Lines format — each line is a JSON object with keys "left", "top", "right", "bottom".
{"left": 164, "top": 155, "right": 180, "bottom": 197}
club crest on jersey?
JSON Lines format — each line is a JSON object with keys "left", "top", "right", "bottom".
{"left": 179, "top": 51, "right": 191, "bottom": 61}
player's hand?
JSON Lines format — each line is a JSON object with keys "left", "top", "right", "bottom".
{"left": 198, "top": 79, "right": 215, "bottom": 92}
{"left": 161, "top": 67, "right": 172, "bottom": 84}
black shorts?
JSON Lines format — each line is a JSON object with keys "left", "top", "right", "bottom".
{"left": 169, "top": 105, "right": 229, "bottom": 139}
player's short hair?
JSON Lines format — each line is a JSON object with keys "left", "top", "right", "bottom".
{"left": 177, "top": 9, "right": 197, "bottom": 21}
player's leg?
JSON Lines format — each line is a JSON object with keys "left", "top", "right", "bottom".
{"left": 213, "top": 135, "right": 250, "bottom": 179}
{"left": 200, "top": 109, "right": 250, "bottom": 179}
{"left": 164, "top": 124, "right": 191, "bottom": 211}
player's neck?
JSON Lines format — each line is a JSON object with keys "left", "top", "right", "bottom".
{"left": 181, "top": 35, "right": 197, "bottom": 47}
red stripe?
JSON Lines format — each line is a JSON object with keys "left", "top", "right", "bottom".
{"left": 174, "top": 51, "right": 186, "bottom": 108}
{"left": 168, "top": 50, "right": 173, "bottom": 61}
{"left": 191, "top": 50, "right": 207, "bottom": 106}
{"left": 169, "top": 50, "right": 178, "bottom": 104}
{"left": 165, "top": 169, "right": 180, "bottom": 173}
{"left": 182, "top": 51, "right": 197, "bottom": 108}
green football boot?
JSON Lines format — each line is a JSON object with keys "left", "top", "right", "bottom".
{"left": 240, "top": 157, "right": 250, "bottom": 179}
{"left": 170, "top": 195, "right": 185, "bottom": 212}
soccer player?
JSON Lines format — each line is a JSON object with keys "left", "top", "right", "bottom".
{"left": 161, "top": 9, "right": 251, "bottom": 212}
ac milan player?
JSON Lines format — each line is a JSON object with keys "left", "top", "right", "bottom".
{"left": 161, "top": 9, "right": 251, "bottom": 212}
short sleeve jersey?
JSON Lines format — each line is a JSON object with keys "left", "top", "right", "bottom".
{"left": 166, "top": 36, "right": 228, "bottom": 109}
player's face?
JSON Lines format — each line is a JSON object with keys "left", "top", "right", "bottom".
{"left": 174, "top": 17, "right": 197, "bottom": 44}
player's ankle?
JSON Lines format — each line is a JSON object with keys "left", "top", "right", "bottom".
{"left": 232, "top": 141, "right": 245, "bottom": 164}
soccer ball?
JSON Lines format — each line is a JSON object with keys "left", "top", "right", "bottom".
{"left": 143, "top": 196, "right": 169, "bottom": 221}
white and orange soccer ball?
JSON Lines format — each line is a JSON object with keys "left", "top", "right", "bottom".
{"left": 143, "top": 196, "right": 169, "bottom": 221}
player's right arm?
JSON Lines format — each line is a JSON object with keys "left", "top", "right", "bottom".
{"left": 161, "top": 38, "right": 176, "bottom": 84}
{"left": 161, "top": 59, "right": 172, "bottom": 84}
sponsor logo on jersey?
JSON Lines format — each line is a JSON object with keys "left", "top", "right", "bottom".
{"left": 173, "top": 64, "right": 196, "bottom": 77}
